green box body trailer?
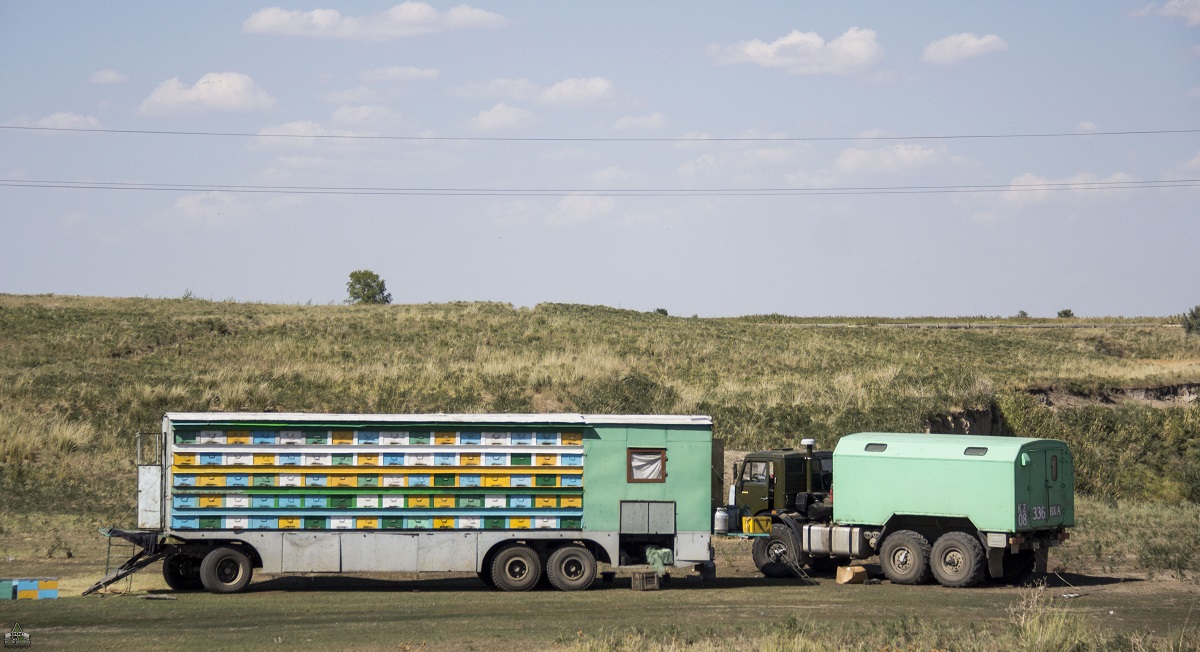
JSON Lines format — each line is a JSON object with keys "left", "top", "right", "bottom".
{"left": 728, "top": 433, "right": 1074, "bottom": 587}
{"left": 86, "top": 412, "right": 719, "bottom": 595}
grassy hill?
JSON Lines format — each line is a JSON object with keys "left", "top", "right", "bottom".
{"left": 2, "top": 293, "right": 1199, "bottom": 526}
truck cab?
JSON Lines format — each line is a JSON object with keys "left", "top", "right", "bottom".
{"left": 734, "top": 447, "right": 832, "bottom": 518}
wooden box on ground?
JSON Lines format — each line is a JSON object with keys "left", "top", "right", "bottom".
{"left": 631, "top": 570, "right": 660, "bottom": 591}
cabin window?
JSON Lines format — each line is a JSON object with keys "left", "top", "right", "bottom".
{"left": 864, "top": 443, "right": 887, "bottom": 452}
{"left": 1050, "top": 455, "right": 1058, "bottom": 481}
{"left": 742, "top": 461, "right": 769, "bottom": 483}
{"left": 964, "top": 447, "right": 988, "bottom": 456}
{"left": 627, "top": 448, "right": 667, "bottom": 483}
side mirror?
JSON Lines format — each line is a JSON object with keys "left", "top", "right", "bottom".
{"left": 1020, "top": 452, "right": 1031, "bottom": 466}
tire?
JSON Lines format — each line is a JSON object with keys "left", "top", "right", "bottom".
{"left": 162, "top": 553, "right": 203, "bottom": 591}
{"left": 490, "top": 544, "right": 541, "bottom": 592}
{"left": 199, "top": 546, "right": 253, "bottom": 594}
{"left": 879, "top": 530, "right": 932, "bottom": 585}
{"left": 930, "top": 532, "right": 986, "bottom": 588}
{"left": 546, "top": 545, "right": 596, "bottom": 591}
{"left": 753, "top": 525, "right": 800, "bottom": 578}
{"left": 477, "top": 570, "right": 497, "bottom": 589}
{"left": 1001, "top": 550, "right": 1038, "bottom": 585}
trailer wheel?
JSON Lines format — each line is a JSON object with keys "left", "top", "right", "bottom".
{"left": 490, "top": 544, "right": 541, "bottom": 591}
{"left": 930, "top": 532, "right": 985, "bottom": 588}
{"left": 162, "top": 553, "right": 204, "bottom": 591}
{"left": 753, "top": 525, "right": 799, "bottom": 578}
{"left": 879, "top": 530, "right": 932, "bottom": 585}
{"left": 199, "top": 546, "right": 253, "bottom": 594}
{"left": 546, "top": 545, "right": 596, "bottom": 591}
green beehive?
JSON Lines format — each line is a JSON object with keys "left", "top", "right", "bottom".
{"left": 832, "top": 433, "right": 1075, "bottom": 533}
{"left": 0, "top": 579, "right": 13, "bottom": 600}
{"left": 510, "top": 453, "right": 532, "bottom": 466}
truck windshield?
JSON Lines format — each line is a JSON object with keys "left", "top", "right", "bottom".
{"left": 742, "top": 461, "right": 769, "bottom": 482}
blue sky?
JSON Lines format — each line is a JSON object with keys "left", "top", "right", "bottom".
{"left": 2, "top": 2, "right": 1197, "bottom": 316}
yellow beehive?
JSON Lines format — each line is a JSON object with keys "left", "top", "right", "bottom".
{"left": 358, "top": 453, "right": 379, "bottom": 466}
{"left": 197, "top": 475, "right": 223, "bottom": 487}
{"left": 329, "top": 474, "right": 354, "bottom": 487}
{"left": 561, "top": 432, "right": 583, "bottom": 446}
{"left": 433, "top": 495, "right": 455, "bottom": 509}
{"left": 408, "top": 496, "right": 431, "bottom": 508}
{"left": 561, "top": 495, "right": 582, "bottom": 508}
{"left": 253, "top": 454, "right": 275, "bottom": 466}
{"left": 279, "top": 517, "right": 301, "bottom": 529}
{"left": 483, "top": 475, "right": 507, "bottom": 487}
{"left": 535, "top": 496, "right": 557, "bottom": 508}
{"left": 226, "top": 431, "right": 251, "bottom": 445}
{"left": 460, "top": 453, "right": 480, "bottom": 466}
{"left": 173, "top": 453, "right": 197, "bottom": 466}
{"left": 509, "top": 517, "right": 530, "bottom": 529}
{"left": 435, "top": 432, "right": 456, "bottom": 445}
{"left": 332, "top": 431, "right": 354, "bottom": 445}
{"left": 536, "top": 454, "right": 556, "bottom": 466}
{"left": 200, "top": 495, "right": 222, "bottom": 508}
{"left": 356, "top": 518, "right": 379, "bottom": 529}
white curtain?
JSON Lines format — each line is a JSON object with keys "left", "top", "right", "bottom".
{"left": 630, "top": 452, "right": 664, "bottom": 480}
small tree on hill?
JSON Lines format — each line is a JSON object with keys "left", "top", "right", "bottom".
{"left": 346, "top": 269, "right": 392, "bottom": 305}
{"left": 1181, "top": 305, "right": 1200, "bottom": 336}
{"left": 1057, "top": 308, "right": 1075, "bottom": 319}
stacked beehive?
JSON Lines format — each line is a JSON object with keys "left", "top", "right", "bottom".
{"left": 1, "top": 578, "right": 58, "bottom": 600}
{"left": 169, "top": 428, "right": 585, "bottom": 530}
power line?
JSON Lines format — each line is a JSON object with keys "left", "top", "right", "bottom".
{"left": 2, "top": 124, "right": 1199, "bottom": 143}
{"left": 2, "top": 177, "right": 1196, "bottom": 197}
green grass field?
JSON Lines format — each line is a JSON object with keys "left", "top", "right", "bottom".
{"left": 2, "top": 293, "right": 1199, "bottom": 649}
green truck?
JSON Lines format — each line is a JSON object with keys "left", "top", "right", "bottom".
{"left": 85, "top": 412, "right": 719, "bottom": 595}
{"left": 728, "top": 433, "right": 1074, "bottom": 587}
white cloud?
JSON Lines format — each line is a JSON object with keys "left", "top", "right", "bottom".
{"left": 537, "top": 77, "right": 614, "bottom": 106}
{"left": 1077, "top": 121, "right": 1099, "bottom": 133}
{"left": 922, "top": 33, "right": 1008, "bottom": 65}
{"left": 34, "top": 112, "right": 100, "bottom": 129}
{"left": 454, "top": 78, "right": 540, "bottom": 101}
{"left": 321, "top": 86, "right": 379, "bottom": 103}
{"left": 360, "top": 66, "right": 439, "bottom": 82}
{"left": 139, "top": 72, "right": 275, "bottom": 115}
{"left": 331, "top": 104, "right": 403, "bottom": 126}
{"left": 88, "top": 69, "right": 128, "bottom": 84}
{"left": 456, "top": 77, "right": 616, "bottom": 106}
{"left": 709, "top": 27, "right": 884, "bottom": 75}
{"left": 466, "top": 103, "right": 536, "bottom": 130}
{"left": 834, "top": 144, "right": 947, "bottom": 175}
{"left": 547, "top": 193, "right": 615, "bottom": 225}
{"left": 612, "top": 112, "right": 665, "bottom": 131}
{"left": 1002, "top": 171, "right": 1137, "bottom": 208}
{"left": 253, "top": 120, "right": 359, "bottom": 149}
{"left": 244, "top": 3, "right": 506, "bottom": 40}
{"left": 1140, "top": 0, "right": 1200, "bottom": 25}
{"left": 591, "top": 165, "right": 631, "bottom": 184}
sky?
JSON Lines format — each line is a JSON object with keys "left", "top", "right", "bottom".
{"left": 1, "top": 2, "right": 1198, "bottom": 317}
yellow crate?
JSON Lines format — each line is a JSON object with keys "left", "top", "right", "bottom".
{"left": 200, "top": 495, "right": 222, "bottom": 508}
{"left": 279, "top": 517, "right": 301, "bottom": 529}
{"left": 483, "top": 475, "right": 507, "bottom": 487}
{"left": 509, "top": 517, "right": 530, "bottom": 529}
{"left": 433, "top": 517, "right": 455, "bottom": 529}
{"left": 561, "top": 432, "right": 583, "bottom": 446}
{"left": 435, "top": 431, "right": 456, "bottom": 445}
{"left": 253, "top": 454, "right": 275, "bottom": 466}
{"left": 329, "top": 475, "right": 354, "bottom": 487}
{"left": 356, "top": 518, "right": 379, "bottom": 529}
{"left": 535, "top": 496, "right": 557, "bottom": 508}
{"left": 328, "top": 430, "right": 351, "bottom": 445}
{"left": 36, "top": 579, "right": 58, "bottom": 590}
{"left": 560, "top": 496, "right": 582, "bottom": 508}
{"left": 460, "top": 453, "right": 480, "bottom": 466}
{"left": 226, "top": 430, "right": 251, "bottom": 445}
{"left": 433, "top": 495, "right": 455, "bottom": 509}
{"left": 358, "top": 453, "right": 379, "bottom": 466}
{"left": 536, "top": 454, "right": 556, "bottom": 466}
{"left": 408, "top": 496, "right": 431, "bottom": 508}
{"left": 17, "top": 590, "right": 38, "bottom": 600}
{"left": 197, "top": 475, "right": 224, "bottom": 487}
{"left": 173, "top": 453, "right": 196, "bottom": 466}
{"left": 742, "top": 516, "right": 771, "bottom": 535}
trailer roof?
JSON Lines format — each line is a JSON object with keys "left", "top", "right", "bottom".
{"left": 835, "top": 432, "right": 1066, "bottom": 461}
{"left": 163, "top": 412, "right": 712, "bottom": 427}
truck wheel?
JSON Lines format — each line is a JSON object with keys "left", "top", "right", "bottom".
{"left": 753, "top": 525, "right": 799, "bottom": 578}
{"left": 162, "top": 553, "right": 203, "bottom": 591}
{"left": 199, "top": 546, "right": 253, "bottom": 594}
{"left": 546, "top": 545, "right": 596, "bottom": 591}
{"left": 879, "top": 530, "right": 932, "bottom": 585}
{"left": 490, "top": 544, "right": 541, "bottom": 591}
{"left": 930, "top": 532, "right": 985, "bottom": 588}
